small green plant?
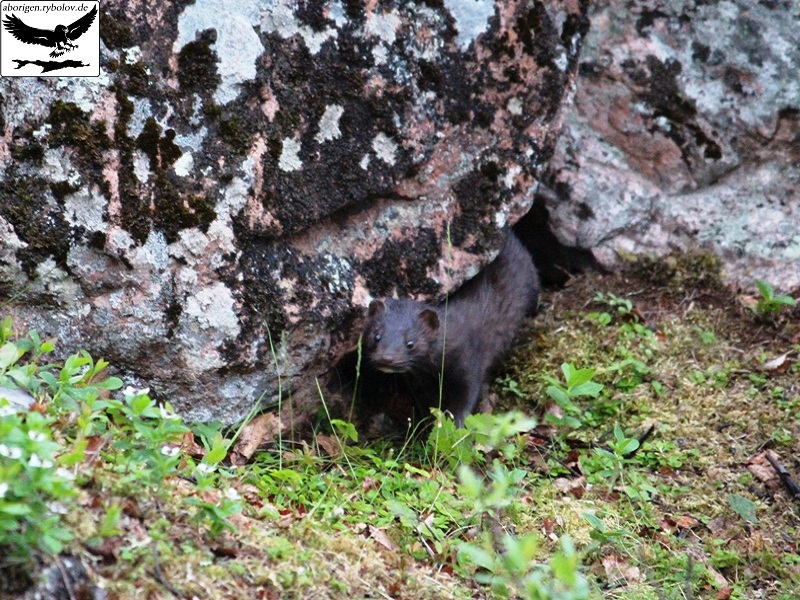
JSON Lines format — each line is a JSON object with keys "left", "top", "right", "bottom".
{"left": 0, "top": 401, "right": 77, "bottom": 562}
{"left": 458, "top": 533, "right": 589, "bottom": 600}
{"left": 581, "top": 423, "right": 657, "bottom": 501}
{"left": 543, "top": 363, "right": 604, "bottom": 428}
{"left": 497, "top": 375, "right": 526, "bottom": 399}
{"left": 752, "top": 280, "right": 797, "bottom": 319}
{"left": 591, "top": 292, "right": 633, "bottom": 317}
{"left": 427, "top": 409, "right": 537, "bottom": 469}
{"left": 0, "top": 317, "right": 249, "bottom": 570}
{"left": 457, "top": 459, "right": 589, "bottom": 600}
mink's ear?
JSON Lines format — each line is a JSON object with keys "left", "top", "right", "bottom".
{"left": 368, "top": 300, "right": 385, "bottom": 317}
{"left": 418, "top": 309, "right": 439, "bottom": 333}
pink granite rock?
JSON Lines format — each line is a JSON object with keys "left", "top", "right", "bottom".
{"left": 0, "top": 0, "right": 589, "bottom": 424}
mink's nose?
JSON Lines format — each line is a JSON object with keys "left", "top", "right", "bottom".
{"left": 370, "top": 357, "right": 406, "bottom": 374}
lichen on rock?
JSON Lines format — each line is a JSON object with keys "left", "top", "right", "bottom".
{"left": 545, "top": 0, "right": 800, "bottom": 290}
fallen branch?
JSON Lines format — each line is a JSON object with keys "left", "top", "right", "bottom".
{"left": 764, "top": 453, "right": 800, "bottom": 500}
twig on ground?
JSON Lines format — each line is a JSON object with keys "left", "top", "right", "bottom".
{"left": 151, "top": 543, "right": 185, "bottom": 599}
{"left": 622, "top": 424, "right": 656, "bottom": 459}
{"left": 764, "top": 453, "right": 800, "bottom": 500}
{"left": 54, "top": 557, "right": 78, "bottom": 600}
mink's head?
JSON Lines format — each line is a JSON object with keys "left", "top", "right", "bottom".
{"left": 363, "top": 299, "right": 440, "bottom": 373}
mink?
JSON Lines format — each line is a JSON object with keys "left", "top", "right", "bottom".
{"left": 363, "top": 232, "right": 540, "bottom": 427}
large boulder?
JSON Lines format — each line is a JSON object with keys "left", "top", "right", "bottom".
{"left": 0, "top": 0, "right": 589, "bottom": 424}
{"left": 545, "top": 0, "right": 800, "bottom": 290}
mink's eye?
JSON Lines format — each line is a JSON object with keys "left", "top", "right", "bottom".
{"left": 374, "top": 333, "right": 382, "bottom": 343}
{"left": 406, "top": 340, "right": 415, "bottom": 350}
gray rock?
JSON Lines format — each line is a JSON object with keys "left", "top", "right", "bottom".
{"left": 0, "top": 387, "right": 35, "bottom": 411}
{"left": 545, "top": 0, "right": 800, "bottom": 291}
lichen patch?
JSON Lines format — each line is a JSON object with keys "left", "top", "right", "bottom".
{"left": 371, "top": 133, "right": 397, "bottom": 165}
{"left": 64, "top": 186, "right": 108, "bottom": 233}
{"left": 315, "top": 105, "right": 345, "bottom": 144}
{"left": 173, "top": 152, "right": 194, "bottom": 177}
{"left": 443, "top": 0, "right": 495, "bottom": 50}
{"left": 174, "top": 0, "right": 264, "bottom": 105}
{"left": 279, "top": 138, "right": 303, "bottom": 172}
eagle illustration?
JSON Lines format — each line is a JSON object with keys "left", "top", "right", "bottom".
{"left": 3, "top": 6, "right": 97, "bottom": 58}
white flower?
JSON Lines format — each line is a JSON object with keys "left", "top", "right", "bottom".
{"left": 123, "top": 386, "right": 150, "bottom": 398}
{"left": 0, "top": 444, "right": 22, "bottom": 460}
{"left": 0, "top": 482, "right": 8, "bottom": 498}
{"left": 29, "top": 453, "right": 54, "bottom": 468}
{"left": 56, "top": 467, "right": 76, "bottom": 481}
{"left": 160, "top": 445, "right": 180, "bottom": 457}
{"left": 196, "top": 463, "right": 216, "bottom": 474}
{"left": 28, "top": 431, "right": 47, "bottom": 442}
{"left": 159, "top": 406, "right": 180, "bottom": 420}
{"left": 47, "top": 501, "right": 68, "bottom": 515}
{"left": 224, "top": 487, "right": 241, "bottom": 501}
{"left": 0, "top": 404, "right": 16, "bottom": 417}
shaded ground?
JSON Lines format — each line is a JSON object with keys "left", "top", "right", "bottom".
{"left": 497, "top": 252, "right": 800, "bottom": 599}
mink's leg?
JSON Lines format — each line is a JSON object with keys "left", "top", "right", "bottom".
{"left": 448, "top": 370, "right": 484, "bottom": 428}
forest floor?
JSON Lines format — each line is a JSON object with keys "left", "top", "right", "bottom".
{"left": 1, "top": 251, "right": 799, "bottom": 599}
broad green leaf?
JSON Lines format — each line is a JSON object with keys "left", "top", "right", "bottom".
{"left": 570, "top": 381, "right": 604, "bottom": 398}
{"left": 0, "top": 342, "right": 22, "bottom": 370}
{"left": 457, "top": 542, "right": 496, "bottom": 572}
{"left": 385, "top": 499, "right": 416, "bottom": 521}
{"left": 204, "top": 433, "right": 229, "bottom": 465}
{"left": 96, "top": 377, "right": 124, "bottom": 390}
{"left": 457, "top": 464, "right": 483, "bottom": 498}
{"left": 330, "top": 419, "right": 358, "bottom": 443}
{"left": 0, "top": 502, "right": 32, "bottom": 516}
{"left": 728, "top": 494, "right": 757, "bottom": 523}
{"left": 583, "top": 512, "right": 606, "bottom": 533}
{"left": 564, "top": 366, "right": 596, "bottom": 389}
{"left": 755, "top": 280, "right": 773, "bottom": 299}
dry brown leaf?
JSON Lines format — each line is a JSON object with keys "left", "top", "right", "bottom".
{"left": 239, "top": 484, "right": 263, "bottom": 507}
{"left": 704, "top": 564, "right": 728, "bottom": 592}
{"left": 602, "top": 555, "right": 644, "bottom": 584}
{"left": 85, "top": 435, "right": 105, "bottom": 458}
{"left": 542, "top": 517, "right": 557, "bottom": 536}
{"left": 230, "top": 412, "right": 282, "bottom": 465}
{"left": 366, "top": 525, "right": 398, "bottom": 552}
{"left": 275, "top": 512, "right": 294, "bottom": 529}
{"left": 316, "top": 433, "right": 343, "bottom": 457}
{"left": 747, "top": 451, "right": 781, "bottom": 487}
{"left": 716, "top": 586, "right": 733, "bottom": 600}
{"left": 760, "top": 352, "right": 790, "bottom": 373}
{"left": 739, "top": 293, "right": 758, "bottom": 311}
{"left": 675, "top": 515, "right": 700, "bottom": 529}
{"left": 180, "top": 431, "right": 206, "bottom": 459}
{"left": 199, "top": 489, "right": 221, "bottom": 504}
{"left": 706, "top": 515, "right": 739, "bottom": 537}
{"left": 553, "top": 476, "right": 587, "bottom": 498}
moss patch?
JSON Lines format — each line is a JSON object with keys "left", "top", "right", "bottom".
{"left": 177, "top": 35, "right": 221, "bottom": 94}
{"left": 46, "top": 100, "right": 112, "bottom": 169}
{"left": 0, "top": 176, "right": 70, "bottom": 277}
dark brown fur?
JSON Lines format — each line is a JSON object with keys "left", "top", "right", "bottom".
{"left": 363, "top": 232, "right": 539, "bottom": 426}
